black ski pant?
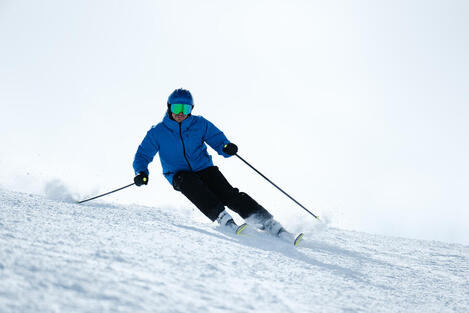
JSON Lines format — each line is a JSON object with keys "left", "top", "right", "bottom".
{"left": 172, "top": 166, "right": 272, "bottom": 222}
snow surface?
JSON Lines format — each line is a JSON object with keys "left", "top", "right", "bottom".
{"left": 1, "top": 188, "right": 468, "bottom": 313}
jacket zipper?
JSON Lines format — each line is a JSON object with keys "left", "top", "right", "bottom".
{"left": 179, "top": 123, "right": 193, "bottom": 171}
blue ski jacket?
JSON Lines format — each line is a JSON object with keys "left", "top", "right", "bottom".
{"left": 133, "top": 113, "right": 232, "bottom": 185}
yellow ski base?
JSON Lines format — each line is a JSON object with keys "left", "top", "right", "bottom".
{"left": 236, "top": 223, "right": 248, "bottom": 235}
{"left": 294, "top": 233, "right": 304, "bottom": 246}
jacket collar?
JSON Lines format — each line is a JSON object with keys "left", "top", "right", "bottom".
{"left": 162, "top": 113, "right": 194, "bottom": 132}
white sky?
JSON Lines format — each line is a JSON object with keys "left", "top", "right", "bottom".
{"left": 1, "top": 0, "right": 468, "bottom": 244}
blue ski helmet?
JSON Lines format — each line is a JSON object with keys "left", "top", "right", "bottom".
{"left": 167, "top": 88, "right": 193, "bottom": 106}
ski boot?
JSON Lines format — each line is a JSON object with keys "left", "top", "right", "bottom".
{"left": 217, "top": 210, "right": 248, "bottom": 235}
{"left": 262, "top": 218, "right": 304, "bottom": 246}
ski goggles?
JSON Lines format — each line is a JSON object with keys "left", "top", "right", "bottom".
{"left": 170, "top": 103, "right": 193, "bottom": 115}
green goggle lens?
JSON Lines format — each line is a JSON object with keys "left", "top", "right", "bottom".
{"left": 171, "top": 103, "right": 193, "bottom": 115}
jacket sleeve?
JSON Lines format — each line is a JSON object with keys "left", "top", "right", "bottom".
{"left": 202, "top": 117, "right": 231, "bottom": 157}
{"left": 133, "top": 128, "right": 160, "bottom": 175}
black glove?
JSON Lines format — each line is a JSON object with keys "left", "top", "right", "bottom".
{"left": 223, "top": 143, "right": 238, "bottom": 156}
{"left": 134, "top": 172, "right": 149, "bottom": 186}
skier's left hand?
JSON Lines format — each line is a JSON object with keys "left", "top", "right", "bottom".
{"left": 134, "top": 172, "right": 149, "bottom": 186}
{"left": 223, "top": 143, "right": 238, "bottom": 156}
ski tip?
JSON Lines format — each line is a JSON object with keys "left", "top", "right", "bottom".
{"left": 294, "top": 233, "right": 304, "bottom": 246}
{"left": 236, "top": 223, "right": 248, "bottom": 235}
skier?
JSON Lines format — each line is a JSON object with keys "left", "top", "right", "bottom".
{"left": 132, "top": 88, "right": 294, "bottom": 240}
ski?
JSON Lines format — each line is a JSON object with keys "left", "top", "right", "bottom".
{"left": 278, "top": 230, "right": 305, "bottom": 247}
{"left": 244, "top": 225, "right": 305, "bottom": 247}
{"left": 293, "top": 233, "right": 304, "bottom": 246}
{"left": 235, "top": 223, "right": 248, "bottom": 235}
{"left": 221, "top": 220, "right": 303, "bottom": 247}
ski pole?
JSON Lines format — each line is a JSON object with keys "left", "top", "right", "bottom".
{"left": 77, "top": 183, "right": 135, "bottom": 204}
{"left": 235, "top": 154, "right": 320, "bottom": 220}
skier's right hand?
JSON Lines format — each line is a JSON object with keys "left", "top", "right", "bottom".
{"left": 134, "top": 172, "right": 149, "bottom": 186}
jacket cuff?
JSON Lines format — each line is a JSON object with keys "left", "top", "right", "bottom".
{"left": 135, "top": 169, "right": 149, "bottom": 175}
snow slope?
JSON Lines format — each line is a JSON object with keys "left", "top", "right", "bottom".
{"left": 1, "top": 188, "right": 468, "bottom": 313}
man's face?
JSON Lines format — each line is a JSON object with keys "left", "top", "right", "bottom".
{"left": 172, "top": 112, "right": 188, "bottom": 123}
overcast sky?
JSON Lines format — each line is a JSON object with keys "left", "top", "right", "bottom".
{"left": 1, "top": 0, "right": 468, "bottom": 244}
